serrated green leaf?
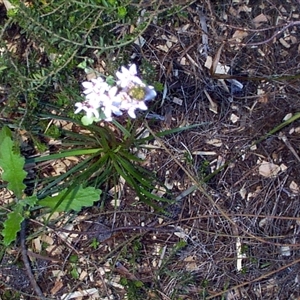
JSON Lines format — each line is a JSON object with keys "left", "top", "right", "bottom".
{"left": 39, "top": 186, "right": 101, "bottom": 212}
{"left": 0, "top": 126, "right": 12, "bottom": 147}
{"left": 23, "top": 195, "right": 39, "bottom": 208}
{"left": 0, "top": 136, "right": 27, "bottom": 198}
{"left": 2, "top": 210, "right": 24, "bottom": 246}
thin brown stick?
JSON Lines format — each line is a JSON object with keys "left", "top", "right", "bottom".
{"left": 226, "top": 20, "right": 300, "bottom": 47}
{"left": 20, "top": 221, "right": 45, "bottom": 299}
{"left": 206, "top": 256, "right": 300, "bottom": 299}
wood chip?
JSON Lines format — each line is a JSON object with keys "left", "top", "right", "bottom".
{"left": 289, "top": 181, "right": 300, "bottom": 194}
{"left": 232, "top": 30, "right": 249, "bottom": 40}
{"left": 173, "top": 97, "right": 183, "bottom": 105}
{"left": 230, "top": 113, "right": 239, "bottom": 123}
{"left": 252, "top": 13, "right": 269, "bottom": 28}
{"left": 279, "top": 38, "right": 290, "bottom": 48}
{"left": 61, "top": 288, "right": 99, "bottom": 300}
{"left": 51, "top": 280, "right": 64, "bottom": 295}
{"left": 206, "top": 138, "right": 222, "bottom": 147}
{"left": 258, "top": 161, "right": 280, "bottom": 177}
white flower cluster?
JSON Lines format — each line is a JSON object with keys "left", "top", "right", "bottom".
{"left": 75, "top": 64, "right": 157, "bottom": 122}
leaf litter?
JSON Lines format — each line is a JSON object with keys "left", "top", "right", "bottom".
{"left": 2, "top": 0, "right": 300, "bottom": 299}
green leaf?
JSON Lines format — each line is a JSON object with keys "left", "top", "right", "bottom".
{"left": 0, "top": 126, "right": 12, "bottom": 145}
{"left": 112, "top": 119, "right": 131, "bottom": 138}
{"left": 134, "top": 280, "right": 144, "bottom": 287}
{"left": 0, "top": 65, "right": 8, "bottom": 72}
{"left": 81, "top": 115, "right": 94, "bottom": 126}
{"left": 23, "top": 195, "right": 39, "bottom": 208}
{"left": 118, "top": 6, "right": 127, "bottom": 18}
{"left": 106, "top": 75, "right": 115, "bottom": 86}
{"left": 0, "top": 135, "right": 27, "bottom": 199}
{"left": 115, "top": 155, "right": 153, "bottom": 189}
{"left": 39, "top": 186, "right": 101, "bottom": 212}
{"left": 2, "top": 210, "right": 24, "bottom": 246}
{"left": 70, "top": 267, "right": 79, "bottom": 279}
{"left": 77, "top": 60, "right": 87, "bottom": 69}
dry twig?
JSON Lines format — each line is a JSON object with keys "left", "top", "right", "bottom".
{"left": 20, "top": 221, "right": 45, "bottom": 299}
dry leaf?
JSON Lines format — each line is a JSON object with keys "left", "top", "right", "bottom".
{"left": 51, "top": 280, "right": 64, "bottom": 295}
{"left": 236, "top": 237, "right": 246, "bottom": 271}
{"left": 258, "top": 161, "right": 280, "bottom": 177}
{"left": 3, "top": 0, "right": 16, "bottom": 10}
{"left": 61, "top": 288, "right": 99, "bottom": 300}
{"left": 206, "top": 138, "right": 222, "bottom": 147}
{"left": 230, "top": 113, "right": 239, "bottom": 124}
{"left": 173, "top": 97, "right": 183, "bottom": 106}
{"left": 258, "top": 94, "right": 269, "bottom": 103}
{"left": 280, "top": 246, "right": 291, "bottom": 257}
{"left": 156, "top": 44, "right": 170, "bottom": 52}
{"left": 252, "top": 13, "right": 268, "bottom": 28}
{"left": 232, "top": 30, "right": 249, "bottom": 40}
{"left": 211, "top": 44, "right": 224, "bottom": 75}
{"left": 203, "top": 89, "right": 218, "bottom": 114}
{"left": 239, "top": 187, "right": 247, "bottom": 199}
{"left": 134, "top": 35, "right": 146, "bottom": 47}
{"left": 283, "top": 113, "right": 293, "bottom": 121}
{"left": 192, "top": 151, "right": 216, "bottom": 155}
{"left": 279, "top": 38, "right": 290, "bottom": 48}
{"left": 115, "top": 262, "right": 139, "bottom": 281}
{"left": 289, "top": 181, "right": 300, "bottom": 194}
{"left": 216, "top": 155, "right": 226, "bottom": 169}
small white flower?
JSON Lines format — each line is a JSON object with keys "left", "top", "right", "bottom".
{"left": 116, "top": 91, "right": 148, "bottom": 119}
{"left": 116, "top": 64, "right": 143, "bottom": 88}
{"left": 74, "top": 101, "right": 100, "bottom": 119}
{"left": 127, "top": 101, "right": 148, "bottom": 118}
{"left": 82, "top": 77, "right": 109, "bottom": 97}
{"left": 100, "top": 86, "right": 123, "bottom": 121}
{"left": 76, "top": 63, "right": 157, "bottom": 122}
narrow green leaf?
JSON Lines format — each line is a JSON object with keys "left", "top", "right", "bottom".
{"left": 140, "top": 187, "right": 172, "bottom": 203}
{"left": 112, "top": 119, "right": 131, "bottom": 138}
{"left": 138, "top": 123, "right": 209, "bottom": 144}
{"left": 115, "top": 155, "right": 153, "bottom": 189}
{"left": 119, "top": 150, "right": 143, "bottom": 162}
{"left": 26, "top": 148, "right": 101, "bottom": 163}
{"left": 111, "top": 156, "right": 135, "bottom": 187}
